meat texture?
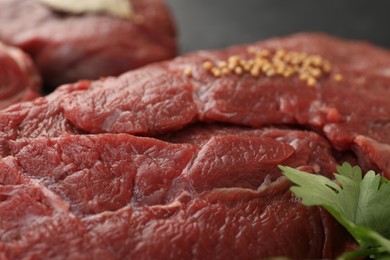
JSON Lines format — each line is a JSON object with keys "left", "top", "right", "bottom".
{"left": 0, "top": 33, "right": 387, "bottom": 258}
{"left": 0, "top": 41, "right": 41, "bottom": 109}
{"left": 3, "top": 128, "right": 336, "bottom": 212}
{"left": 0, "top": 33, "right": 387, "bottom": 174}
{"left": 0, "top": 130, "right": 353, "bottom": 259}
{"left": 0, "top": 0, "right": 177, "bottom": 87}
{"left": 6, "top": 133, "right": 196, "bottom": 215}
{"left": 0, "top": 157, "right": 113, "bottom": 259}
{"left": 83, "top": 181, "right": 351, "bottom": 259}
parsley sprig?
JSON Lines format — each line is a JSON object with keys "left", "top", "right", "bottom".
{"left": 280, "top": 163, "right": 390, "bottom": 259}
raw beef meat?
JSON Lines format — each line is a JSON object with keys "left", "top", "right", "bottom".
{"left": 0, "top": 82, "right": 87, "bottom": 142}
{"left": 161, "top": 124, "right": 339, "bottom": 196}
{"left": 0, "top": 33, "right": 387, "bottom": 174}
{"left": 59, "top": 33, "right": 390, "bottom": 142}
{"left": 0, "top": 157, "right": 113, "bottom": 258}
{"left": 0, "top": 33, "right": 389, "bottom": 258}
{"left": 0, "top": 0, "right": 177, "bottom": 88}
{"left": 83, "top": 180, "right": 352, "bottom": 259}
{"left": 3, "top": 128, "right": 334, "bottom": 213}
{"left": 0, "top": 130, "right": 353, "bottom": 259}
{"left": 6, "top": 133, "right": 196, "bottom": 215}
{"left": 62, "top": 33, "right": 390, "bottom": 175}
{"left": 0, "top": 42, "right": 40, "bottom": 109}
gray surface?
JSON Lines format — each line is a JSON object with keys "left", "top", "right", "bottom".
{"left": 166, "top": 0, "right": 390, "bottom": 54}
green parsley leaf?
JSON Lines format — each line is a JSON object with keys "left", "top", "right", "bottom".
{"left": 279, "top": 162, "right": 390, "bottom": 259}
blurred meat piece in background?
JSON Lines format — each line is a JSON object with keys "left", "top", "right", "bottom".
{"left": 0, "top": 41, "right": 41, "bottom": 109}
{"left": 0, "top": 0, "right": 177, "bottom": 89}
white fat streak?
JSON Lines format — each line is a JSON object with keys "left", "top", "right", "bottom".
{"left": 30, "top": 179, "right": 71, "bottom": 213}
{"left": 149, "top": 200, "right": 182, "bottom": 210}
{"left": 38, "top": 0, "right": 133, "bottom": 19}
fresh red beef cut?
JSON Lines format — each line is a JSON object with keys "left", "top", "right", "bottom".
{"left": 160, "top": 124, "right": 339, "bottom": 200}
{"left": 161, "top": 123, "right": 339, "bottom": 177}
{"left": 0, "top": 130, "right": 353, "bottom": 259}
{"left": 6, "top": 133, "right": 196, "bottom": 215}
{"left": 60, "top": 33, "right": 390, "bottom": 140}
{"left": 0, "top": 33, "right": 389, "bottom": 258}
{"left": 83, "top": 180, "right": 352, "bottom": 259}
{"left": 61, "top": 33, "right": 390, "bottom": 176}
{"left": 0, "top": 41, "right": 41, "bottom": 109}
{"left": 0, "top": 0, "right": 177, "bottom": 88}
{"left": 0, "top": 33, "right": 388, "bottom": 175}
{"left": 3, "top": 128, "right": 334, "bottom": 213}
{"left": 0, "top": 82, "right": 87, "bottom": 142}
{"left": 0, "top": 157, "right": 113, "bottom": 258}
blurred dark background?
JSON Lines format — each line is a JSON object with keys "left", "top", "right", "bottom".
{"left": 166, "top": 0, "right": 390, "bottom": 54}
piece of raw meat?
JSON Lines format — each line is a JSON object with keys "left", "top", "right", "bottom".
{"left": 5, "top": 133, "right": 196, "bottom": 216}
{"left": 0, "top": 157, "right": 113, "bottom": 259}
{"left": 161, "top": 124, "right": 339, "bottom": 199}
{"left": 83, "top": 179, "right": 353, "bottom": 259}
{"left": 0, "top": 0, "right": 177, "bottom": 88}
{"left": 0, "top": 42, "right": 40, "bottom": 109}
{"left": 0, "top": 33, "right": 388, "bottom": 178}
{"left": 62, "top": 33, "right": 390, "bottom": 175}
{"left": 0, "top": 82, "right": 87, "bottom": 142}
{"left": 59, "top": 33, "right": 390, "bottom": 143}
{"left": 161, "top": 123, "right": 339, "bottom": 176}
{"left": 1, "top": 32, "right": 389, "bottom": 258}
{"left": 0, "top": 154, "right": 353, "bottom": 259}
{"left": 0, "top": 130, "right": 353, "bottom": 259}
{"left": 3, "top": 127, "right": 336, "bottom": 214}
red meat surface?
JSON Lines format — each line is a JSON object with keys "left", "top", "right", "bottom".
{"left": 0, "top": 157, "right": 113, "bottom": 258}
{"left": 3, "top": 128, "right": 334, "bottom": 212}
{"left": 83, "top": 180, "right": 352, "bottom": 259}
{"left": 0, "top": 0, "right": 177, "bottom": 87}
{"left": 0, "top": 130, "right": 352, "bottom": 259}
{"left": 0, "top": 42, "right": 41, "bottom": 109}
{"left": 7, "top": 133, "right": 196, "bottom": 215}
{"left": 161, "top": 124, "right": 338, "bottom": 177}
{"left": 62, "top": 33, "right": 390, "bottom": 175}
{"left": 0, "top": 33, "right": 388, "bottom": 258}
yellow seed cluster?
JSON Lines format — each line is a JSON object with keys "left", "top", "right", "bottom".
{"left": 199, "top": 48, "right": 338, "bottom": 87}
{"left": 334, "top": 74, "right": 343, "bottom": 82}
{"left": 184, "top": 67, "right": 192, "bottom": 78}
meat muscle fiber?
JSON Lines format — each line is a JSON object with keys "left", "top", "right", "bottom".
{"left": 63, "top": 33, "right": 390, "bottom": 176}
{"left": 1, "top": 33, "right": 388, "bottom": 258}
{"left": 0, "top": 41, "right": 41, "bottom": 109}
{"left": 0, "top": 0, "right": 177, "bottom": 88}
{"left": 0, "top": 131, "right": 354, "bottom": 259}
{"left": 0, "top": 157, "right": 114, "bottom": 259}
{"left": 83, "top": 181, "right": 352, "bottom": 259}
{"left": 3, "top": 129, "right": 332, "bottom": 213}
{"left": 0, "top": 33, "right": 387, "bottom": 174}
